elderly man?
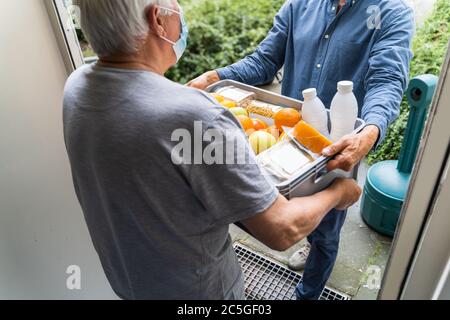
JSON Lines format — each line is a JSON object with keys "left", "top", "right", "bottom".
{"left": 64, "top": 0, "right": 361, "bottom": 300}
{"left": 189, "top": 0, "right": 414, "bottom": 300}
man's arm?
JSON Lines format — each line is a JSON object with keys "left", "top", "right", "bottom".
{"left": 323, "top": 6, "right": 415, "bottom": 172}
{"left": 187, "top": 1, "right": 291, "bottom": 90}
{"left": 362, "top": 6, "right": 415, "bottom": 145}
{"left": 241, "top": 178, "right": 362, "bottom": 252}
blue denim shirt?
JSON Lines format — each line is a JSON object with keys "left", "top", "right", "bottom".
{"left": 217, "top": 0, "right": 415, "bottom": 144}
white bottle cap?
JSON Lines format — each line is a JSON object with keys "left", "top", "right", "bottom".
{"left": 302, "top": 88, "right": 317, "bottom": 101}
{"left": 337, "top": 81, "right": 354, "bottom": 93}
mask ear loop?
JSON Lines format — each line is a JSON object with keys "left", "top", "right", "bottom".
{"left": 159, "top": 35, "right": 176, "bottom": 45}
{"left": 156, "top": 6, "right": 182, "bottom": 16}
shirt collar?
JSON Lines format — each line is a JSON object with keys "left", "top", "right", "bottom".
{"left": 330, "top": 0, "right": 358, "bottom": 6}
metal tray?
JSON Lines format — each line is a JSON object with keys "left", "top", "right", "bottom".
{"left": 207, "top": 80, "right": 365, "bottom": 199}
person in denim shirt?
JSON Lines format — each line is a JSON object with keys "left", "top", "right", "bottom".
{"left": 189, "top": 0, "right": 414, "bottom": 300}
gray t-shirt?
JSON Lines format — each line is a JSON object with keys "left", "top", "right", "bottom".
{"left": 63, "top": 64, "right": 279, "bottom": 300}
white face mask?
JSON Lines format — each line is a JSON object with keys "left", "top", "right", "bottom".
{"left": 157, "top": 6, "right": 189, "bottom": 63}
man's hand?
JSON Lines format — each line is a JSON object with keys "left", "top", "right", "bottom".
{"left": 186, "top": 70, "right": 221, "bottom": 90}
{"left": 241, "top": 178, "right": 362, "bottom": 252}
{"left": 323, "top": 125, "right": 380, "bottom": 172}
{"left": 329, "top": 178, "right": 362, "bottom": 211}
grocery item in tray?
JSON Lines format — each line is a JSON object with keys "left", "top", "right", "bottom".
{"left": 293, "top": 121, "right": 333, "bottom": 154}
{"left": 230, "top": 107, "right": 248, "bottom": 117}
{"left": 258, "top": 141, "right": 314, "bottom": 180}
{"left": 215, "top": 86, "right": 256, "bottom": 104}
{"left": 278, "top": 131, "right": 288, "bottom": 142}
{"left": 330, "top": 81, "right": 358, "bottom": 142}
{"left": 251, "top": 118, "right": 269, "bottom": 131}
{"left": 237, "top": 115, "right": 255, "bottom": 135}
{"left": 211, "top": 93, "right": 225, "bottom": 103}
{"left": 221, "top": 100, "right": 238, "bottom": 108}
{"left": 249, "top": 131, "right": 277, "bottom": 155}
{"left": 302, "top": 88, "right": 329, "bottom": 137}
{"left": 264, "top": 125, "right": 281, "bottom": 139}
{"left": 210, "top": 92, "right": 239, "bottom": 108}
{"left": 274, "top": 108, "right": 302, "bottom": 130}
{"left": 245, "top": 100, "right": 283, "bottom": 118}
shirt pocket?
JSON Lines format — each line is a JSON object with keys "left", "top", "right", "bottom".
{"left": 336, "top": 40, "right": 370, "bottom": 85}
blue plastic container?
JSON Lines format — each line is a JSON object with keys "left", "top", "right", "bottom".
{"left": 361, "top": 75, "right": 438, "bottom": 237}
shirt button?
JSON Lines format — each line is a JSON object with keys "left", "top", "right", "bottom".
{"left": 317, "top": 64, "right": 322, "bottom": 69}
{"left": 332, "top": 6, "right": 336, "bottom": 10}
{"left": 325, "top": 34, "right": 330, "bottom": 39}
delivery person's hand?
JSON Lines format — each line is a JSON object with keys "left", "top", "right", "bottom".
{"left": 323, "top": 125, "right": 380, "bottom": 172}
{"left": 241, "top": 177, "right": 361, "bottom": 251}
{"left": 187, "top": 70, "right": 220, "bottom": 90}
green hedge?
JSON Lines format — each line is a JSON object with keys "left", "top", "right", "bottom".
{"left": 175, "top": 0, "right": 450, "bottom": 164}
{"left": 167, "top": 0, "right": 285, "bottom": 83}
{"left": 367, "top": 0, "right": 450, "bottom": 164}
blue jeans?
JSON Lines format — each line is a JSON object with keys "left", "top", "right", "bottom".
{"left": 295, "top": 208, "right": 348, "bottom": 300}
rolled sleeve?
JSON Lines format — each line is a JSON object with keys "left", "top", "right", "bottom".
{"left": 216, "top": 66, "right": 237, "bottom": 82}
{"left": 215, "top": 0, "right": 291, "bottom": 85}
{"left": 362, "top": 6, "right": 415, "bottom": 147}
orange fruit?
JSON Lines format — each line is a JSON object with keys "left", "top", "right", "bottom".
{"left": 274, "top": 108, "right": 302, "bottom": 131}
{"left": 293, "top": 121, "right": 333, "bottom": 154}
{"left": 251, "top": 118, "right": 268, "bottom": 131}
{"left": 236, "top": 115, "right": 255, "bottom": 135}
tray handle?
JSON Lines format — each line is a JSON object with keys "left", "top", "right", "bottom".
{"left": 314, "top": 167, "right": 330, "bottom": 184}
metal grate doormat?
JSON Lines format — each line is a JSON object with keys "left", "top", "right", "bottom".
{"left": 234, "top": 243, "right": 351, "bottom": 301}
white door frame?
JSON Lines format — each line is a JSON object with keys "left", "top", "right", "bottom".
{"left": 44, "top": 0, "right": 84, "bottom": 74}
{"left": 401, "top": 139, "right": 450, "bottom": 299}
{"left": 432, "top": 259, "right": 450, "bottom": 300}
{"left": 379, "top": 42, "right": 450, "bottom": 300}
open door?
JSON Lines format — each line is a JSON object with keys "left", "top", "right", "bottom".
{"left": 380, "top": 42, "right": 450, "bottom": 300}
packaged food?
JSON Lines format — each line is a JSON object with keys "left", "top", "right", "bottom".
{"left": 258, "top": 140, "right": 315, "bottom": 182}
{"left": 245, "top": 100, "right": 283, "bottom": 118}
{"left": 293, "top": 121, "right": 333, "bottom": 154}
{"left": 215, "top": 86, "right": 255, "bottom": 104}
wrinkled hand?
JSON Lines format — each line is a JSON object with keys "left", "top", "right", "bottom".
{"left": 323, "top": 125, "right": 380, "bottom": 172}
{"left": 329, "top": 178, "right": 362, "bottom": 211}
{"left": 186, "top": 70, "right": 221, "bottom": 90}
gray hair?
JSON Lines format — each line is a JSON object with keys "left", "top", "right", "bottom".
{"left": 73, "top": 0, "right": 176, "bottom": 57}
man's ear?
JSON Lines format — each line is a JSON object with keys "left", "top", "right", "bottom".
{"left": 147, "top": 5, "right": 165, "bottom": 37}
